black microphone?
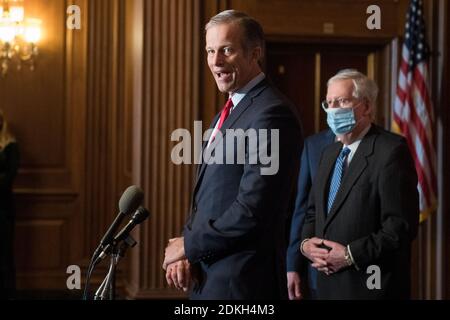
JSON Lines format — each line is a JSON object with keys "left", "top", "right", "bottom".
{"left": 93, "top": 186, "right": 144, "bottom": 259}
{"left": 99, "top": 207, "right": 150, "bottom": 259}
{"left": 114, "top": 206, "right": 150, "bottom": 241}
{"left": 84, "top": 186, "right": 144, "bottom": 300}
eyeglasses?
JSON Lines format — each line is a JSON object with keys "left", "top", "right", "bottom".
{"left": 321, "top": 97, "right": 358, "bottom": 109}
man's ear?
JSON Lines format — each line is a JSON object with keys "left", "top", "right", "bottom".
{"left": 363, "top": 98, "right": 372, "bottom": 116}
{"left": 252, "top": 46, "right": 262, "bottom": 63}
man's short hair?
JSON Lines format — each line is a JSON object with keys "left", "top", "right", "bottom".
{"left": 328, "top": 69, "right": 379, "bottom": 107}
{"left": 205, "top": 10, "right": 265, "bottom": 64}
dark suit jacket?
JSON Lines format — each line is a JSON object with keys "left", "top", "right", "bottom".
{"left": 183, "top": 79, "right": 303, "bottom": 299}
{"left": 0, "top": 142, "right": 19, "bottom": 215}
{"left": 287, "top": 129, "right": 334, "bottom": 292}
{"left": 301, "top": 125, "right": 419, "bottom": 299}
{"left": 0, "top": 142, "right": 19, "bottom": 298}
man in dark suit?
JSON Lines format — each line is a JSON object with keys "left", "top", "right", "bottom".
{"left": 287, "top": 129, "right": 334, "bottom": 300}
{"left": 162, "top": 10, "right": 303, "bottom": 299}
{"left": 301, "top": 69, "right": 419, "bottom": 299}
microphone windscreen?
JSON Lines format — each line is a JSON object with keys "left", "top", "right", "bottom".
{"left": 118, "top": 186, "right": 144, "bottom": 214}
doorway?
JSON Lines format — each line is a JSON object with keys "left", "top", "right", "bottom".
{"left": 266, "top": 42, "right": 382, "bottom": 138}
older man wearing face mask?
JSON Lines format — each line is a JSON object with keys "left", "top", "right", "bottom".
{"left": 300, "top": 69, "right": 419, "bottom": 299}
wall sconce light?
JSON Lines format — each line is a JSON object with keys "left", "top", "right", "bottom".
{"left": 0, "top": 0, "right": 42, "bottom": 77}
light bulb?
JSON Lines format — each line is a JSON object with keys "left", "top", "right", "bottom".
{"left": 24, "top": 18, "right": 41, "bottom": 43}
{"left": 0, "top": 18, "right": 16, "bottom": 42}
{"left": 9, "top": 6, "right": 24, "bottom": 22}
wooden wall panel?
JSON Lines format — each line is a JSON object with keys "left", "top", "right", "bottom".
{"left": 0, "top": 0, "right": 88, "bottom": 291}
{"left": 3, "top": 0, "right": 132, "bottom": 292}
{"left": 437, "top": 0, "right": 449, "bottom": 300}
{"left": 81, "top": 0, "right": 135, "bottom": 292}
{"left": 1, "top": 0, "right": 80, "bottom": 192}
{"left": 229, "top": 0, "right": 409, "bottom": 39}
{"left": 15, "top": 220, "right": 65, "bottom": 270}
{"left": 125, "top": 0, "right": 201, "bottom": 299}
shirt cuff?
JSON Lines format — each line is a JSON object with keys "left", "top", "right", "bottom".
{"left": 299, "top": 238, "right": 310, "bottom": 256}
{"left": 347, "top": 244, "right": 359, "bottom": 271}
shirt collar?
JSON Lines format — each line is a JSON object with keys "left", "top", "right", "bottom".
{"left": 229, "top": 72, "right": 265, "bottom": 109}
{"left": 343, "top": 124, "right": 371, "bottom": 159}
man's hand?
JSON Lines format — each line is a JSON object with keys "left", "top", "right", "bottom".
{"left": 165, "top": 259, "right": 192, "bottom": 292}
{"left": 163, "top": 237, "right": 186, "bottom": 270}
{"left": 321, "top": 240, "right": 348, "bottom": 273}
{"left": 302, "top": 237, "right": 329, "bottom": 270}
{"left": 287, "top": 271, "right": 303, "bottom": 300}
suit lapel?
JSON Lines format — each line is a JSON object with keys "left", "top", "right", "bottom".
{"left": 324, "top": 126, "right": 377, "bottom": 230}
{"left": 218, "top": 79, "right": 268, "bottom": 135}
{"left": 325, "top": 129, "right": 336, "bottom": 144}
{"left": 192, "top": 112, "right": 220, "bottom": 195}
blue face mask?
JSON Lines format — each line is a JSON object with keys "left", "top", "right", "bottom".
{"left": 322, "top": 105, "right": 357, "bottom": 135}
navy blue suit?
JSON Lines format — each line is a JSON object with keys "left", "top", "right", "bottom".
{"left": 287, "top": 129, "right": 334, "bottom": 294}
{"left": 183, "top": 79, "right": 303, "bottom": 299}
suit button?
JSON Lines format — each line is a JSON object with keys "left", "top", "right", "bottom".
{"left": 193, "top": 204, "right": 197, "bottom": 212}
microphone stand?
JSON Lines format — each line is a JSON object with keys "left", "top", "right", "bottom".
{"left": 94, "top": 235, "right": 137, "bottom": 300}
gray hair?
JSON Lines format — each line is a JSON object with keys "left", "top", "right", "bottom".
{"left": 327, "top": 69, "right": 379, "bottom": 106}
{"left": 205, "top": 10, "right": 265, "bottom": 64}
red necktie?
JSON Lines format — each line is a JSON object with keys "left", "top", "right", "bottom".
{"left": 210, "top": 98, "right": 233, "bottom": 143}
{"left": 217, "top": 98, "right": 233, "bottom": 130}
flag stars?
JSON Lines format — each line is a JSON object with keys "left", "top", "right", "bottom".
{"left": 403, "top": 0, "right": 429, "bottom": 64}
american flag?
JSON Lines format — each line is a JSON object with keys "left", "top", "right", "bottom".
{"left": 393, "top": 0, "right": 437, "bottom": 222}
